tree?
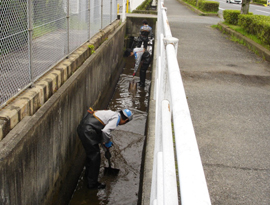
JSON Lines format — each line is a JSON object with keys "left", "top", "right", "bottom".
{"left": 241, "top": 0, "right": 251, "bottom": 14}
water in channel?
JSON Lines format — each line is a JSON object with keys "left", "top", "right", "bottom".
{"left": 69, "top": 50, "right": 152, "bottom": 205}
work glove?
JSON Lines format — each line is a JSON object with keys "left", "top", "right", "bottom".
{"left": 104, "top": 141, "right": 113, "bottom": 148}
{"left": 132, "top": 72, "right": 136, "bottom": 77}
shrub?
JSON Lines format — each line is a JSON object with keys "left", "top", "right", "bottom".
{"left": 199, "top": 1, "right": 219, "bottom": 12}
{"left": 223, "top": 10, "right": 241, "bottom": 25}
{"left": 238, "top": 14, "right": 256, "bottom": 33}
{"left": 252, "top": 16, "right": 270, "bottom": 45}
{"left": 238, "top": 14, "right": 270, "bottom": 46}
{"left": 253, "top": 0, "right": 267, "bottom": 4}
{"left": 185, "top": 0, "right": 197, "bottom": 6}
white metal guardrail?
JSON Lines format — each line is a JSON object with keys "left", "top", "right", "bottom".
{"left": 151, "top": 1, "right": 212, "bottom": 204}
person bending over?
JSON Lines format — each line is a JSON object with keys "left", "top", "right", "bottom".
{"left": 77, "top": 107, "right": 133, "bottom": 189}
{"left": 124, "top": 47, "right": 151, "bottom": 87}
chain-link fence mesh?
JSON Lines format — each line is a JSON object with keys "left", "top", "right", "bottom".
{"left": 0, "top": 0, "right": 117, "bottom": 107}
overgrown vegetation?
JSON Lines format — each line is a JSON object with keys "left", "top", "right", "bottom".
{"left": 88, "top": 44, "right": 95, "bottom": 54}
{"left": 182, "top": 0, "right": 219, "bottom": 13}
{"left": 132, "top": 0, "right": 157, "bottom": 14}
{"left": 136, "top": 0, "right": 153, "bottom": 10}
{"left": 223, "top": 10, "right": 270, "bottom": 48}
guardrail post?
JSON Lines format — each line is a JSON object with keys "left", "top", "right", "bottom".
{"left": 164, "top": 37, "right": 178, "bottom": 56}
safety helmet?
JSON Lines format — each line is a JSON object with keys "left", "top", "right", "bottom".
{"left": 122, "top": 109, "right": 133, "bottom": 121}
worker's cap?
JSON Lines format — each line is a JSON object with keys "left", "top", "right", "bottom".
{"left": 122, "top": 109, "right": 133, "bottom": 121}
{"left": 142, "top": 19, "right": 148, "bottom": 24}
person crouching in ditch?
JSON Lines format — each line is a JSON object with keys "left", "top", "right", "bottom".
{"left": 77, "top": 107, "right": 133, "bottom": 189}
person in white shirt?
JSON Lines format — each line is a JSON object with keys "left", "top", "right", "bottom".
{"left": 124, "top": 47, "right": 151, "bottom": 87}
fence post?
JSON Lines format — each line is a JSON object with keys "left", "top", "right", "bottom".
{"left": 101, "top": 0, "right": 103, "bottom": 29}
{"left": 66, "top": 0, "right": 70, "bottom": 56}
{"left": 88, "top": 0, "right": 91, "bottom": 40}
{"left": 27, "top": 0, "right": 33, "bottom": 85}
{"left": 110, "top": 0, "right": 112, "bottom": 23}
{"left": 126, "top": 0, "right": 129, "bottom": 13}
{"left": 122, "top": 0, "right": 126, "bottom": 22}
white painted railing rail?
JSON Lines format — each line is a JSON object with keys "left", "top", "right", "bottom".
{"left": 151, "top": 1, "right": 212, "bottom": 204}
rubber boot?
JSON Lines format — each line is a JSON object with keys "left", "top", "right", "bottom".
{"left": 139, "top": 64, "right": 148, "bottom": 87}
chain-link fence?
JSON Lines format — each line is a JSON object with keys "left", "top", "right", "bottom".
{"left": 0, "top": 0, "right": 117, "bottom": 108}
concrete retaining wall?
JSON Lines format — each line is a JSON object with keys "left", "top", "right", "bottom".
{"left": 0, "top": 20, "right": 126, "bottom": 205}
{"left": 126, "top": 16, "right": 156, "bottom": 38}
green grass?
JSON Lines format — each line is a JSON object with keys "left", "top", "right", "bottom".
{"left": 220, "top": 22, "right": 270, "bottom": 51}
{"left": 181, "top": 0, "right": 219, "bottom": 14}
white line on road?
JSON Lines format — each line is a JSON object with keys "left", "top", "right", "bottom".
{"left": 256, "top": 9, "right": 270, "bottom": 14}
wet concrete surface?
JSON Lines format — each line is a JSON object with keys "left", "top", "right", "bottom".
{"left": 69, "top": 53, "right": 152, "bottom": 205}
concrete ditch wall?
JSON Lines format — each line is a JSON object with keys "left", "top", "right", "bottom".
{"left": 126, "top": 16, "right": 156, "bottom": 38}
{"left": 0, "top": 20, "right": 126, "bottom": 205}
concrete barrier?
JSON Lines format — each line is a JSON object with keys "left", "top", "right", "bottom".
{"left": 0, "top": 20, "right": 126, "bottom": 205}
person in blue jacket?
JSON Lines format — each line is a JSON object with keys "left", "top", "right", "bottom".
{"left": 137, "top": 19, "right": 154, "bottom": 49}
{"left": 77, "top": 107, "right": 133, "bottom": 189}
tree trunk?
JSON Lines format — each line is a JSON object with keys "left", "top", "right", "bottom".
{"left": 241, "top": 0, "right": 251, "bottom": 14}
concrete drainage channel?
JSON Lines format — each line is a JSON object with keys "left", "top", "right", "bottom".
{"left": 68, "top": 53, "right": 152, "bottom": 204}
{"left": 0, "top": 17, "right": 157, "bottom": 204}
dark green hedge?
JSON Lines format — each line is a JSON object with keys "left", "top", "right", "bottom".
{"left": 223, "top": 10, "right": 241, "bottom": 25}
{"left": 184, "top": 0, "right": 197, "bottom": 6}
{"left": 183, "top": 0, "right": 219, "bottom": 12}
{"left": 198, "top": 1, "right": 219, "bottom": 12}
{"left": 238, "top": 14, "right": 270, "bottom": 45}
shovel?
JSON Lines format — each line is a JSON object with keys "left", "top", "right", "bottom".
{"left": 104, "top": 147, "right": 120, "bottom": 176}
{"left": 128, "top": 76, "right": 137, "bottom": 93}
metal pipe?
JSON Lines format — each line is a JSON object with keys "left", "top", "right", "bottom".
{"left": 110, "top": 0, "right": 112, "bottom": 23}
{"left": 165, "top": 41, "right": 211, "bottom": 205}
{"left": 161, "top": 5, "right": 172, "bottom": 38}
{"left": 27, "top": 0, "right": 33, "bottom": 85}
{"left": 66, "top": 0, "right": 70, "bottom": 56}
{"left": 122, "top": 0, "right": 126, "bottom": 21}
{"left": 101, "top": 0, "right": 103, "bottom": 29}
{"left": 162, "top": 100, "right": 178, "bottom": 204}
{"left": 88, "top": 0, "right": 91, "bottom": 40}
{"left": 157, "top": 152, "right": 164, "bottom": 205}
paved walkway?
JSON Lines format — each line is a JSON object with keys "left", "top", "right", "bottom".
{"left": 165, "top": 0, "right": 270, "bottom": 204}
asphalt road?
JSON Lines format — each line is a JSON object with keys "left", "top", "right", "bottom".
{"left": 216, "top": 0, "right": 270, "bottom": 16}
{"left": 165, "top": 0, "right": 270, "bottom": 204}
